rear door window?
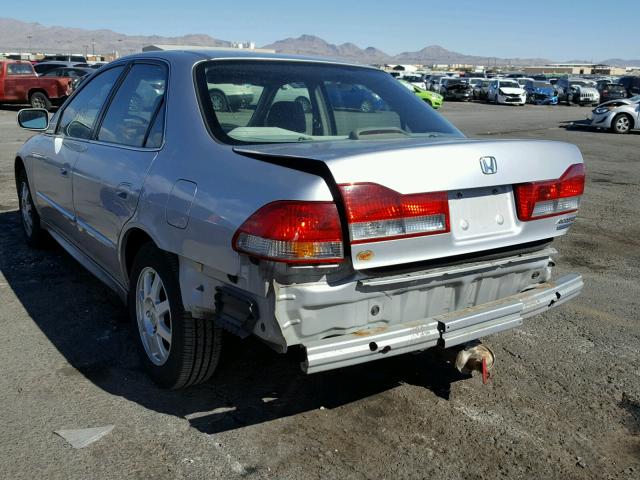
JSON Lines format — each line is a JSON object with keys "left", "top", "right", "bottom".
{"left": 97, "top": 63, "right": 167, "bottom": 147}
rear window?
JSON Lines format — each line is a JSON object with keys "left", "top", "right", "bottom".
{"left": 196, "top": 60, "right": 462, "bottom": 145}
{"left": 7, "top": 63, "right": 33, "bottom": 75}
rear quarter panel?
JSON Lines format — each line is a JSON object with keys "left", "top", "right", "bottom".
{"left": 124, "top": 55, "right": 334, "bottom": 280}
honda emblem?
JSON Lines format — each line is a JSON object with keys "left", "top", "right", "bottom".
{"left": 479, "top": 156, "right": 498, "bottom": 175}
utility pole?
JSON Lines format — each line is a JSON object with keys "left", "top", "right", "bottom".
{"left": 27, "top": 34, "right": 32, "bottom": 53}
{"left": 92, "top": 39, "right": 96, "bottom": 56}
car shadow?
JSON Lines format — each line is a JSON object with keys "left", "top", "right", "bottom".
{"left": 0, "top": 209, "right": 469, "bottom": 435}
{"left": 559, "top": 119, "right": 640, "bottom": 135}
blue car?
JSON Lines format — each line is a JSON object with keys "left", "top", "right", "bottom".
{"left": 325, "top": 82, "right": 387, "bottom": 112}
{"left": 524, "top": 80, "right": 558, "bottom": 105}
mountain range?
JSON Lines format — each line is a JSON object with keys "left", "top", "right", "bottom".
{"left": 1, "top": 18, "right": 639, "bottom": 67}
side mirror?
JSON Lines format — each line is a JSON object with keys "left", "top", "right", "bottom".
{"left": 17, "top": 109, "right": 49, "bottom": 131}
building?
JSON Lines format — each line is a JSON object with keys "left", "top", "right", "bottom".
{"left": 142, "top": 44, "right": 275, "bottom": 53}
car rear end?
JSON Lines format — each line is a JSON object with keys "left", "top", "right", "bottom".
{"left": 599, "top": 84, "right": 627, "bottom": 102}
{"left": 226, "top": 139, "right": 585, "bottom": 372}
{"left": 193, "top": 57, "right": 585, "bottom": 374}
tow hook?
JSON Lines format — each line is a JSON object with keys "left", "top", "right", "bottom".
{"left": 454, "top": 343, "right": 495, "bottom": 384}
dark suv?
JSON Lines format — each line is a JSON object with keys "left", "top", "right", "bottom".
{"left": 617, "top": 76, "right": 640, "bottom": 98}
{"left": 596, "top": 81, "right": 627, "bottom": 102}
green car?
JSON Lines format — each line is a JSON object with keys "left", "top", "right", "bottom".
{"left": 398, "top": 79, "right": 443, "bottom": 109}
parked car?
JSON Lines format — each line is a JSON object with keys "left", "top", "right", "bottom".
{"left": 595, "top": 81, "right": 627, "bottom": 103}
{"left": 41, "top": 67, "right": 93, "bottom": 80}
{"left": 617, "top": 76, "right": 640, "bottom": 98}
{"left": 467, "top": 77, "right": 485, "bottom": 89}
{"left": 472, "top": 79, "right": 492, "bottom": 101}
{"left": 15, "top": 50, "right": 584, "bottom": 389}
{"left": 0, "top": 60, "right": 72, "bottom": 109}
{"left": 39, "top": 54, "right": 87, "bottom": 63}
{"left": 398, "top": 79, "right": 443, "bottom": 108}
{"left": 589, "top": 95, "right": 640, "bottom": 134}
{"left": 428, "top": 75, "right": 447, "bottom": 92}
{"left": 523, "top": 80, "right": 558, "bottom": 105}
{"left": 487, "top": 79, "right": 526, "bottom": 105}
{"left": 439, "top": 78, "right": 473, "bottom": 101}
{"left": 401, "top": 74, "right": 427, "bottom": 90}
{"left": 555, "top": 78, "right": 600, "bottom": 106}
{"left": 515, "top": 77, "right": 535, "bottom": 88}
{"left": 207, "top": 82, "right": 254, "bottom": 111}
{"left": 34, "top": 61, "right": 87, "bottom": 76}
{"left": 326, "top": 82, "right": 387, "bottom": 112}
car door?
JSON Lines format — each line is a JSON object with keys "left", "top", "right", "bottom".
{"left": 30, "top": 65, "right": 125, "bottom": 239}
{"left": 72, "top": 61, "right": 168, "bottom": 278}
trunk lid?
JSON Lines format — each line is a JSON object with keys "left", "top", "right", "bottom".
{"left": 235, "top": 138, "right": 583, "bottom": 269}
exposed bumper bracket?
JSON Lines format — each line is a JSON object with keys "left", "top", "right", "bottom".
{"left": 302, "top": 274, "right": 583, "bottom": 374}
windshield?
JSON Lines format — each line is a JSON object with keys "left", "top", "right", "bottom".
{"left": 500, "top": 81, "right": 520, "bottom": 88}
{"left": 197, "top": 60, "right": 462, "bottom": 144}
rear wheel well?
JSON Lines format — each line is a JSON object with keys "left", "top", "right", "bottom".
{"left": 28, "top": 88, "right": 48, "bottom": 99}
{"left": 123, "top": 229, "right": 155, "bottom": 279}
{"left": 14, "top": 156, "right": 25, "bottom": 186}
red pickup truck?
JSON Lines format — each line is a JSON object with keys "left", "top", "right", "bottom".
{"left": 0, "top": 60, "right": 71, "bottom": 110}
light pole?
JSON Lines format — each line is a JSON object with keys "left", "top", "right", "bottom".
{"left": 27, "top": 34, "right": 32, "bottom": 53}
{"left": 91, "top": 39, "right": 95, "bottom": 56}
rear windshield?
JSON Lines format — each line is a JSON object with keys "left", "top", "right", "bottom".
{"left": 196, "top": 60, "right": 462, "bottom": 145}
{"left": 6, "top": 63, "right": 33, "bottom": 75}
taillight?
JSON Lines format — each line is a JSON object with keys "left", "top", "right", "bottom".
{"left": 233, "top": 201, "right": 343, "bottom": 264}
{"left": 514, "top": 163, "right": 585, "bottom": 221}
{"left": 338, "top": 183, "right": 450, "bottom": 243}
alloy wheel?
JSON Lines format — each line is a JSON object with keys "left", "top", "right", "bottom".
{"left": 135, "top": 267, "right": 172, "bottom": 366}
{"left": 20, "top": 181, "right": 34, "bottom": 237}
{"left": 616, "top": 116, "right": 630, "bottom": 133}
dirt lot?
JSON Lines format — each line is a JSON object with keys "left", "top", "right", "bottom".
{"left": 0, "top": 102, "right": 638, "bottom": 480}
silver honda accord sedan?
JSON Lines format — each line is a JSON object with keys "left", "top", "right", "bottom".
{"left": 15, "top": 50, "right": 584, "bottom": 389}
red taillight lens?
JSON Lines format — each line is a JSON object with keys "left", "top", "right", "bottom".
{"left": 338, "top": 183, "right": 450, "bottom": 243}
{"left": 233, "top": 201, "right": 343, "bottom": 264}
{"left": 514, "top": 163, "right": 585, "bottom": 221}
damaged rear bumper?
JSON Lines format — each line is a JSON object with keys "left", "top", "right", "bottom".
{"left": 302, "top": 273, "right": 583, "bottom": 374}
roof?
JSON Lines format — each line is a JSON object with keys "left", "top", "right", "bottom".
{"left": 123, "top": 48, "right": 374, "bottom": 69}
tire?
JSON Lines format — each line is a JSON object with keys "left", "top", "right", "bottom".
{"left": 424, "top": 99, "right": 432, "bottom": 107}
{"left": 611, "top": 114, "right": 632, "bottom": 134}
{"left": 30, "top": 91, "right": 52, "bottom": 111}
{"left": 209, "top": 90, "right": 229, "bottom": 112}
{"left": 296, "top": 96, "right": 312, "bottom": 113}
{"left": 16, "top": 168, "right": 47, "bottom": 248}
{"left": 128, "top": 243, "right": 222, "bottom": 389}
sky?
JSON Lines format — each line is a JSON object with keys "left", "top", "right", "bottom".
{"left": 3, "top": 0, "right": 638, "bottom": 60}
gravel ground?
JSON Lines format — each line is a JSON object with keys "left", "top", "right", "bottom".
{"left": 0, "top": 102, "right": 638, "bottom": 480}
